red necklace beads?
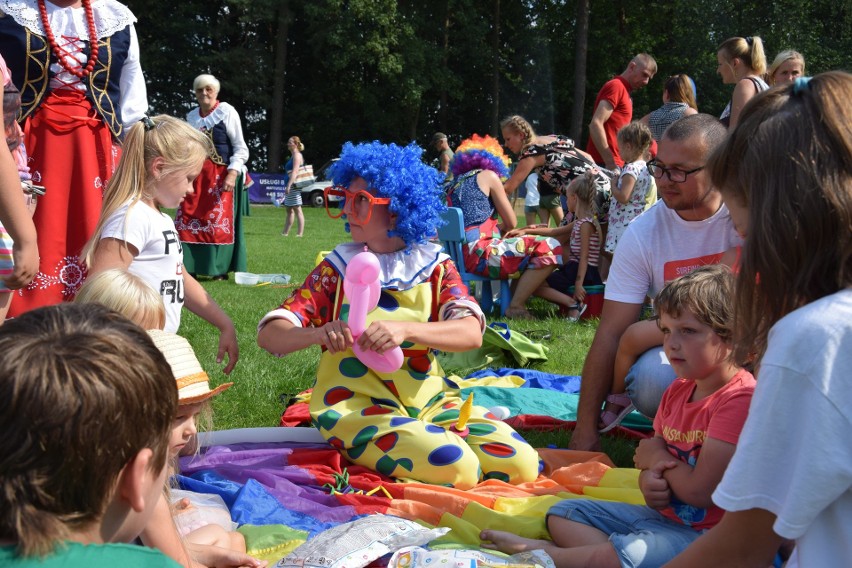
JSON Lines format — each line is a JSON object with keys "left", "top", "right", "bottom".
{"left": 199, "top": 100, "right": 220, "bottom": 118}
{"left": 38, "top": 0, "right": 99, "bottom": 79}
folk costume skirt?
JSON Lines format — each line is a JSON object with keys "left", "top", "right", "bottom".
{"left": 10, "top": 89, "right": 117, "bottom": 316}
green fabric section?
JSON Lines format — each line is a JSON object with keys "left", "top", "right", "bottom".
{"left": 461, "top": 385, "right": 654, "bottom": 430}
{"left": 183, "top": 174, "right": 249, "bottom": 276}
{"left": 437, "top": 324, "right": 548, "bottom": 371}
{"left": 238, "top": 523, "right": 308, "bottom": 564}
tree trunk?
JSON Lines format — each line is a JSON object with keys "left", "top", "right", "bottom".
{"left": 439, "top": 0, "right": 450, "bottom": 131}
{"left": 267, "top": 1, "right": 290, "bottom": 172}
{"left": 490, "top": 0, "right": 500, "bottom": 136}
{"left": 569, "top": 0, "right": 589, "bottom": 142}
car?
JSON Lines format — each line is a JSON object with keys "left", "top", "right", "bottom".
{"left": 300, "top": 158, "right": 341, "bottom": 207}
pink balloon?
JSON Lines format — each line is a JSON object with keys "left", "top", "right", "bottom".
{"left": 343, "top": 250, "right": 403, "bottom": 373}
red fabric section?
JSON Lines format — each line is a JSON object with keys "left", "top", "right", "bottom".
{"left": 506, "top": 415, "right": 651, "bottom": 441}
{"left": 10, "top": 90, "right": 117, "bottom": 316}
{"left": 176, "top": 159, "right": 235, "bottom": 245}
{"left": 280, "top": 401, "right": 312, "bottom": 427}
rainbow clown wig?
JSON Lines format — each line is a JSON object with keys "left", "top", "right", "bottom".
{"left": 329, "top": 141, "right": 446, "bottom": 248}
{"left": 450, "top": 134, "right": 511, "bottom": 179}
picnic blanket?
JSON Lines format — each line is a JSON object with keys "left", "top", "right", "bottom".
{"left": 179, "top": 369, "right": 653, "bottom": 564}
{"left": 178, "top": 441, "right": 645, "bottom": 565}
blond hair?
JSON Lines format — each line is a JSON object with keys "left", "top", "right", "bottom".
{"left": 566, "top": 170, "right": 602, "bottom": 243}
{"left": 75, "top": 269, "right": 166, "bottom": 330}
{"left": 707, "top": 71, "right": 852, "bottom": 363}
{"left": 289, "top": 135, "right": 305, "bottom": 152}
{"left": 81, "top": 115, "right": 211, "bottom": 266}
{"left": 664, "top": 74, "right": 698, "bottom": 110}
{"left": 655, "top": 264, "right": 735, "bottom": 342}
{"left": 499, "top": 115, "right": 536, "bottom": 155}
{"left": 718, "top": 36, "right": 767, "bottom": 76}
{"left": 767, "top": 50, "right": 806, "bottom": 85}
{"left": 616, "top": 121, "right": 654, "bottom": 163}
{"left": 0, "top": 304, "right": 176, "bottom": 557}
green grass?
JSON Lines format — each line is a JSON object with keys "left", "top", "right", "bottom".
{"left": 180, "top": 204, "right": 639, "bottom": 467}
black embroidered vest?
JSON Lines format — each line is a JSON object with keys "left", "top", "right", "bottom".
{"left": 0, "top": 14, "right": 130, "bottom": 139}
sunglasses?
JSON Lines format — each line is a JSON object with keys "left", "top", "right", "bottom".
{"left": 324, "top": 186, "right": 392, "bottom": 225}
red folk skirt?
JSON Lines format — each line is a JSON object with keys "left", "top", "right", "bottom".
{"left": 9, "top": 89, "right": 118, "bottom": 316}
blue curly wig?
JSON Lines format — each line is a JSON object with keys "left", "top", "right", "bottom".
{"left": 329, "top": 141, "right": 446, "bottom": 247}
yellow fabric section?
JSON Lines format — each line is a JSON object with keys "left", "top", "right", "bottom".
{"left": 238, "top": 523, "right": 308, "bottom": 564}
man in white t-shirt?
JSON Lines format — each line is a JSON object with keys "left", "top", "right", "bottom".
{"left": 570, "top": 114, "right": 741, "bottom": 451}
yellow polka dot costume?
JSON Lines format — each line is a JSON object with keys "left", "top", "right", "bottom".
{"left": 263, "top": 242, "right": 541, "bottom": 489}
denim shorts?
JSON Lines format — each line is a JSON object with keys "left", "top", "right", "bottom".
{"left": 624, "top": 346, "right": 676, "bottom": 418}
{"left": 547, "top": 499, "right": 704, "bottom": 568}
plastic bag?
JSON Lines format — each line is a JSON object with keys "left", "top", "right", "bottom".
{"left": 171, "top": 489, "right": 237, "bottom": 537}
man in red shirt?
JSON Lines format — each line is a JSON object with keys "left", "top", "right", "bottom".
{"left": 587, "top": 54, "right": 657, "bottom": 170}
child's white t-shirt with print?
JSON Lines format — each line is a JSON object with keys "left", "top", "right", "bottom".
{"left": 100, "top": 201, "right": 185, "bottom": 331}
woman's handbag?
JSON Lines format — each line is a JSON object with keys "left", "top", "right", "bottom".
{"left": 292, "top": 164, "right": 315, "bottom": 188}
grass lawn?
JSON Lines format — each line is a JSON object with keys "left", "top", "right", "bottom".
{"left": 180, "top": 204, "right": 639, "bottom": 467}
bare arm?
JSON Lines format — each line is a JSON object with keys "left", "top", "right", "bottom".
{"left": 573, "top": 222, "right": 593, "bottom": 303}
{"left": 612, "top": 319, "right": 663, "bottom": 394}
{"left": 570, "top": 300, "right": 643, "bottom": 450}
{"left": 141, "top": 494, "right": 196, "bottom": 568}
{"left": 88, "top": 237, "right": 138, "bottom": 272}
{"left": 483, "top": 170, "right": 517, "bottom": 233}
{"left": 285, "top": 152, "right": 303, "bottom": 193}
{"left": 0, "top": 129, "right": 37, "bottom": 289}
{"left": 634, "top": 436, "right": 737, "bottom": 508}
{"left": 259, "top": 313, "right": 482, "bottom": 357}
{"left": 505, "top": 222, "right": 573, "bottom": 240}
{"left": 184, "top": 274, "right": 239, "bottom": 374}
{"left": 588, "top": 100, "right": 616, "bottom": 169}
{"left": 503, "top": 155, "right": 543, "bottom": 195}
{"left": 728, "top": 78, "right": 759, "bottom": 130}
{"left": 439, "top": 152, "right": 451, "bottom": 174}
{"left": 611, "top": 174, "right": 637, "bottom": 205}
{"left": 664, "top": 509, "right": 784, "bottom": 567}
{"left": 358, "top": 316, "right": 483, "bottom": 354}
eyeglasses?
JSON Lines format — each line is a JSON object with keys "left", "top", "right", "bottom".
{"left": 324, "top": 186, "right": 392, "bottom": 225}
{"left": 646, "top": 160, "right": 704, "bottom": 183}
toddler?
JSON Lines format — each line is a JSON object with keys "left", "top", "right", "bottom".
{"left": 604, "top": 121, "right": 655, "bottom": 255}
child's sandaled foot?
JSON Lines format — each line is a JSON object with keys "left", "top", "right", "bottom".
{"left": 599, "top": 393, "right": 635, "bottom": 433}
{"left": 480, "top": 530, "right": 549, "bottom": 554}
{"left": 506, "top": 307, "right": 534, "bottom": 320}
{"left": 566, "top": 302, "right": 588, "bottom": 323}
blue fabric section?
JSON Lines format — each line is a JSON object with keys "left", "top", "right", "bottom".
{"left": 465, "top": 367, "right": 583, "bottom": 393}
{"left": 177, "top": 473, "right": 362, "bottom": 537}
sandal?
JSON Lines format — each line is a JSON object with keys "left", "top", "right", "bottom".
{"left": 599, "top": 393, "right": 635, "bottom": 433}
{"left": 566, "top": 302, "right": 588, "bottom": 323}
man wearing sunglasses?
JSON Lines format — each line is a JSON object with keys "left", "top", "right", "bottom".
{"left": 570, "top": 114, "right": 742, "bottom": 452}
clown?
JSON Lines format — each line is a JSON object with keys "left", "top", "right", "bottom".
{"left": 258, "top": 141, "right": 540, "bottom": 489}
{"left": 446, "top": 134, "right": 563, "bottom": 320}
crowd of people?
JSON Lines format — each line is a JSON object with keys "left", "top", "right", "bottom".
{"left": 0, "top": 1, "right": 848, "bottom": 566}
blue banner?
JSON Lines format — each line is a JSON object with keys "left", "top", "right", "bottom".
{"left": 248, "top": 173, "right": 288, "bottom": 204}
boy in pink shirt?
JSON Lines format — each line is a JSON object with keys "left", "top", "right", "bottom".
{"left": 481, "top": 264, "right": 755, "bottom": 568}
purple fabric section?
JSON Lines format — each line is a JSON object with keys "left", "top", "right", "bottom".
{"left": 179, "top": 442, "right": 361, "bottom": 525}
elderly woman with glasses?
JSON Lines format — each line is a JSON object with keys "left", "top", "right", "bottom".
{"left": 174, "top": 74, "right": 249, "bottom": 281}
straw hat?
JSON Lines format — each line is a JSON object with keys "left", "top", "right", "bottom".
{"left": 147, "top": 330, "right": 233, "bottom": 404}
